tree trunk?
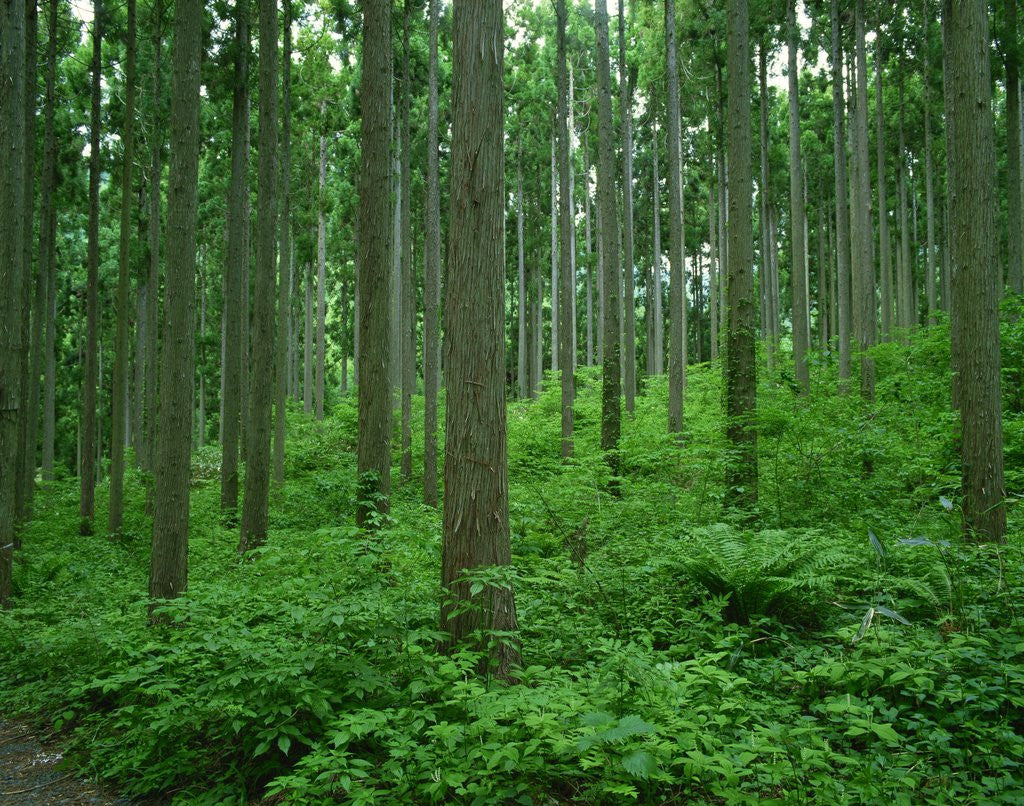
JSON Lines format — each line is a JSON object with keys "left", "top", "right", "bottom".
{"left": 557, "top": 0, "right": 574, "bottom": 458}
{"left": 516, "top": 163, "right": 527, "bottom": 398}
{"left": 595, "top": 0, "right": 622, "bottom": 476}
{"left": 356, "top": 0, "right": 392, "bottom": 528}
{"left": 725, "top": 0, "right": 757, "bottom": 510}
{"left": 831, "top": 0, "right": 852, "bottom": 389}
{"left": 758, "top": 41, "right": 775, "bottom": 368}
{"left": 400, "top": 0, "right": 413, "bottom": 480}
{"left": 273, "top": 0, "right": 291, "bottom": 484}
{"left": 666, "top": 0, "right": 685, "bottom": 434}
{"left": 441, "top": 0, "right": 520, "bottom": 679}
{"left": 197, "top": 250, "right": 207, "bottom": 448}
{"left": 854, "top": 0, "right": 875, "bottom": 402}
{"left": 619, "top": 0, "right": 635, "bottom": 411}
{"left": 304, "top": 257, "right": 312, "bottom": 413}
{"left": 584, "top": 135, "right": 595, "bottom": 367}
{"left": 423, "top": 0, "right": 440, "bottom": 507}
{"left": 709, "top": 166, "right": 718, "bottom": 362}
{"left": 787, "top": 0, "right": 809, "bottom": 393}
{"left": 898, "top": 81, "right": 913, "bottom": 332}
{"left": 550, "top": 133, "right": 559, "bottom": 374}
{"left": 221, "top": 0, "right": 247, "bottom": 518}
{"left": 39, "top": 0, "right": 59, "bottom": 483}
{"left": 944, "top": 0, "right": 1006, "bottom": 541}
{"left": 80, "top": 0, "right": 102, "bottom": 534}
{"left": 651, "top": 111, "right": 663, "bottom": 374}
{"left": 149, "top": 0, "right": 201, "bottom": 608}
{"left": 1008, "top": 0, "right": 1024, "bottom": 295}
{"left": 145, "top": 2, "right": 164, "bottom": 487}
{"left": 239, "top": 0, "right": 278, "bottom": 553}
{"left": 875, "top": 38, "right": 893, "bottom": 341}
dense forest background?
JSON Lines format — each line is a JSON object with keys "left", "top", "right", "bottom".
{"left": 1, "top": 0, "right": 1023, "bottom": 802}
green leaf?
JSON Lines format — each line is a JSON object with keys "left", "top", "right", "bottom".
{"left": 278, "top": 735, "right": 292, "bottom": 755}
{"left": 870, "top": 723, "right": 902, "bottom": 743}
{"left": 621, "top": 749, "right": 659, "bottom": 779}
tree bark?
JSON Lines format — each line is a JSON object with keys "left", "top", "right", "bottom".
{"left": 149, "top": 0, "right": 201, "bottom": 608}
{"left": 423, "top": 0, "right": 441, "bottom": 507}
{"left": 356, "top": 0, "right": 392, "bottom": 528}
{"left": 239, "top": 0, "right": 278, "bottom": 552}
{"left": 1007, "top": 0, "right": 1024, "bottom": 295}
{"left": 708, "top": 175, "right": 718, "bottom": 361}
{"left": 145, "top": 0, "right": 164, "bottom": 484}
{"left": 924, "top": 4, "right": 938, "bottom": 321}
{"left": 875, "top": 37, "right": 893, "bottom": 341}
{"left": 304, "top": 257, "right": 312, "bottom": 413}
{"left": 831, "top": 0, "right": 852, "bottom": 389}
{"left": 725, "top": 0, "right": 757, "bottom": 510}
{"left": 944, "top": 0, "right": 1006, "bottom": 541}
{"left": 854, "top": 0, "right": 875, "bottom": 402}
{"left": 400, "top": 0, "right": 413, "bottom": 479}
{"left": 898, "top": 81, "right": 913, "bottom": 331}
{"left": 221, "top": 0, "right": 248, "bottom": 519}
{"left": 441, "top": 0, "right": 520, "bottom": 678}
{"left": 787, "top": 0, "right": 809, "bottom": 393}
{"left": 316, "top": 136, "right": 327, "bottom": 422}
{"left": 273, "top": 0, "right": 291, "bottom": 484}
{"left": 516, "top": 162, "right": 527, "bottom": 398}
{"left": 666, "top": 0, "right": 685, "bottom": 434}
{"left": 651, "top": 111, "right": 664, "bottom": 373}
{"left": 39, "top": 0, "right": 59, "bottom": 483}
{"left": 584, "top": 134, "right": 595, "bottom": 367}
{"left": 618, "top": 0, "right": 635, "bottom": 411}
{"left": 557, "top": 0, "right": 574, "bottom": 458}
{"left": 759, "top": 41, "right": 776, "bottom": 368}
{"left": 550, "top": 134, "right": 559, "bottom": 374}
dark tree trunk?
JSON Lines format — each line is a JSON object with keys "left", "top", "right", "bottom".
{"left": 273, "top": 0, "right": 291, "bottom": 484}
{"left": 109, "top": 0, "right": 138, "bottom": 534}
{"left": 724, "top": 0, "right": 757, "bottom": 511}
{"left": 400, "top": 0, "right": 413, "bottom": 480}
{"left": 40, "top": 0, "right": 59, "bottom": 483}
{"left": 650, "top": 111, "right": 664, "bottom": 373}
{"left": 1007, "top": 0, "right": 1024, "bottom": 294}
{"left": 516, "top": 162, "right": 527, "bottom": 399}
{"left": 831, "top": 0, "right": 852, "bottom": 389}
{"left": 221, "top": 0, "right": 248, "bottom": 519}
{"left": 788, "top": 0, "right": 809, "bottom": 393}
{"left": 423, "top": 0, "right": 441, "bottom": 507}
{"left": 239, "top": 0, "right": 278, "bottom": 552}
{"left": 854, "top": 0, "right": 875, "bottom": 402}
{"left": 666, "top": 0, "right": 686, "bottom": 434}
{"left": 441, "top": 0, "right": 520, "bottom": 679}
{"left": 558, "top": 0, "right": 574, "bottom": 458}
{"left": 145, "top": 0, "right": 164, "bottom": 486}
{"left": 356, "top": 0, "right": 392, "bottom": 528}
{"left": 944, "top": 0, "right": 1007, "bottom": 541}
{"left": 149, "top": 0, "right": 202, "bottom": 608}
{"left": 618, "top": 0, "right": 635, "bottom": 412}
{"left": 876, "top": 37, "right": 893, "bottom": 341}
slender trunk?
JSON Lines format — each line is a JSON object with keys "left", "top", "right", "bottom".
{"left": 1008, "top": 0, "right": 1024, "bottom": 295}
{"left": 400, "top": 0, "right": 413, "bottom": 479}
{"left": 724, "top": 0, "right": 757, "bottom": 510}
{"left": 145, "top": 0, "right": 164, "bottom": 484}
{"left": 516, "top": 163, "right": 527, "bottom": 398}
{"left": 423, "top": 0, "right": 440, "bottom": 506}
{"left": 708, "top": 174, "right": 718, "bottom": 360}
{"left": 759, "top": 40, "right": 775, "bottom": 368}
{"left": 924, "top": 3, "right": 940, "bottom": 316}
{"left": 854, "top": 0, "right": 875, "bottom": 401}
{"left": 666, "top": 0, "right": 685, "bottom": 434}
{"left": 584, "top": 135, "right": 594, "bottom": 367}
{"left": 876, "top": 39, "right": 893, "bottom": 342}
{"left": 898, "top": 82, "right": 913, "bottom": 331}
{"left": 788, "top": 0, "right": 809, "bottom": 393}
{"left": 149, "top": 0, "right": 202, "bottom": 608}
{"left": 651, "top": 111, "right": 664, "bottom": 373}
{"left": 304, "top": 258, "right": 312, "bottom": 412}
{"left": 551, "top": 133, "right": 559, "bottom": 373}
{"left": 557, "top": 0, "right": 574, "bottom": 457}
{"left": 356, "top": 0, "right": 393, "bottom": 527}
{"left": 316, "top": 135, "right": 327, "bottom": 421}
{"left": 239, "top": 0, "right": 279, "bottom": 553}
{"left": 197, "top": 251, "right": 206, "bottom": 448}
{"left": 273, "top": 0, "right": 291, "bottom": 483}
{"left": 832, "top": 0, "right": 852, "bottom": 388}
{"left": 619, "top": 0, "right": 635, "bottom": 411}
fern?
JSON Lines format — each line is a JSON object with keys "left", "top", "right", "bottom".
{"left": 678, "top": 525, "right": 856, "bottom": 625}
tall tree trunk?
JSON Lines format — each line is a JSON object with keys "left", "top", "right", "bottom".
{"left": 759, "top": 40, "right": 775, "bottom": 369}
{"left": 875, "top": 37, "right": 893, "bottom": 341}
{"left": 725, "top": 0, "right": 757, "bottom": 510}
{"left": 557, "top": 0, "right": 574, "bottom": 458}
{"left": 595, "top": 0, "right": 622, "bottom": 476}
{"left": 584, "top": 135, "right": 595, "bottom": 367}
{"left": 221, "top": 0, "right": 247, "bottom": 518}
{"left": 923, "top": 9, "right": 938, "bottom": 321}
{"left": 108, "top": 0, "right": 137, "bottom": 534}
{"left": 516, "top": 163, "right": 527, "bottom": 398}
{"left": 831, "top": 0, "right": 851, "bottom": 389}
{"left": 80, "top": 0, "right": 103, "bottom": 534}
{"left": 316, "top": 135, "right": 327, "bottom": 421}
{"left": 945, "top": 0, "right": 1006, "bottom": 541}
{"left": 304, "top": 257, "right": 312, "bottom": 413}
{"left": 400, "top": 0, "right": 413, "bottom": 480}
{"left": 441, "top": 0, "right": 520, "bottom": 678}
{"left": 39, "top": 0, "right": 59, "bottom": 483}
{"left": 854, "top": 0, "right": 876, "bottom": 401}
{"left": 550, "top": 133, "right": 559, "bottom": 373}
{"left": 1007, "top": 0, "right": 1024, "bottom": 295}
{"left": 356, "top": 0, "right": 392, "bottom": 528}
{"left": 145, "top": 1, "right": 164, "bottom": 485}
{"left": 651, "top": 111, "right": 664, "bottom": 373}
{"left": 423, "top": 0, "right": 441, "bottom": 507}
{"left": 618, "top": 0, "right": 635, "bottom": 411}
{"left": 149, "top": 0, "right": 201, "bottom": 608}
{"left": 709, "top": 176, "right": 718, "bottom": 361}
{"left": 197, "top": 251, "right": 206, "bottom": 448}
{"left": 666, "top": 0, "right": 685, "bottom": 434}
{"left": 1, "top": 0, "right": 26, "bottom": 604}
{"left": 898, "top": 82, "right": 913, "bottom": 331}
{"left": 787, "top": 0, "right": 809, "bottom": 393}
{"left": 239, "top": 0, "right": 278, "bottom": 552}
{"left": 273, "top": 0, "right": 291, "bottom": 484}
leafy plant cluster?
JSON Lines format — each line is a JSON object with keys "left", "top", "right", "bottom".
{"left": 1, "top": 327, "right": 1022, "bottom": 803}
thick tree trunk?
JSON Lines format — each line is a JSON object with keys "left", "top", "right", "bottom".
{"left": 759, "top": 41, "right": 775, "bottom": 368}
{"left": 441, "top": 0, "right": 520, "bottom": 678}
{"left": 356, "top": 0, "right": 392, "bottom": 528}
{"left": 788, "top": 0, "right": 809, "bottom": 393}
{"left": 724, "top": 0, "right": 757, "bottom": 510}
{"left": 557, "top": 0, "right": 574, "bottom": 458}
{"left": 854, "top": 0, "right": 876, "bottom": 402}
{"left": 145, "top": 3, "right": 164, "bottom": 485}
{"left": 220, "top": 0, "right": 247, "bottom": 518}
{"left": 423, "top": 0, "right": 441, "bottom": 506}
{"left": 39, "top": 0, "right": 59, "bottom": 483}
{"left": 80, "top": 0, "right": 103, "bottom": 534}
{"left": 944, "top": 0, "right": 1006, "bottom": 541}
{"left": 1008, "top": 0, "right": 1024, "bottom": 295}
{"left": 304, "top": 257, "right": 312, "bottom": 413}
{"left": 875, "top": 39, "right": 893, "bottom": 341}
{"left": 832, "top": 0, "right": 852, "bottom": 389}
{"left": 516, "top": 163, "right": 527, "bottom": 398}
{"left": 149, "top": 0, "right": 201, "bottom": 608}
{"left": 651, "top": 112, "right": 663, "bottom": 374}
{"left": 239, "top": 0, "right": 279, "bottom": 553}
{"left": 316, "top": 136, "right": 327, "bottom": 421}
{"left": 400, "top": 0, "right": 413, "bottom": 480}
{"left": 666, "top": 0, "right": 685, "bottom": 434}
{"left": 273, "top": 0, "right": 292, "bottom": 484}
{"left": 618, "top": 0, "right": 635, "bottom": 412}
{"left": 595, "top": 0, "right": 622, "bottom": 475}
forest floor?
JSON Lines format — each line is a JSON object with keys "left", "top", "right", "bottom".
{"left": 0, "top": 719, "right": 120, "bottom": 804}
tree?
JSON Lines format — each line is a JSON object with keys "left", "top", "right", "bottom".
{"left": 853, "top": 0, "right": 875, "bottom": 402}
{"left": 109, "top": 0, "right": 138, "bottom": 535}
{"left": 274, "top": 0, "right": 292, "bottom": 483}
{"left": 875, "top": 36, "right": 892, "bottom": 341}
{"left": 666, "top": 0, "right": 686, "bottom": 435}
{"left": 595, "top": 0, "right": 621, "bottom": 477}
{"left": 831, "top": 0, "right": 851, "bottom": 389}
{"left": 944, "top": 0, "right": 1007, "bottom": 542}
{"left": 423, "top": 0, "right": 441, "bottom": 507}
{"left": 400, "top": 0, "right": 413, "bottom": 480}
{"left": 356, "top": 0, "right": 392, "bottom": 528}
{"left": 787, "top": 0, "right": 809, "bottom": 394}
{"left": 724, "top": 0, "right": 756, "bottom": 511}
{"left": 441, "top": 0, "right": 520, "bottom": 679}
{"left": 1, "top": 0, "right": 26, "bottom": 604}
{"left": 1004, "top": 0, "right": 1023, "bottom": 295}
{"left": 221, "top": 0, "right": 249, "bottom": 519}
{"left": 80, "top": 0, "right": 103, "bottom": 535}
{"left": 149, "top": 0, "right": 202, "bottom": 608}
{"left": 619, "top": 0, "right": 636, "bottom": 412}
{"left": 557, "top": 0, "right": 574, "bottom": 459}
{"left": 240, "top": 0, "right": 278, "bottom": 552}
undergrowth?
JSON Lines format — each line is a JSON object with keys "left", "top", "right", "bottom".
{"left": 1, "top": 324, "right": 1022, "bottom": 804}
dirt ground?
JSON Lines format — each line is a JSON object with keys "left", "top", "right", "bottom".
{"left": 0, "top": 719, "right": 122, "bottom": 805}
